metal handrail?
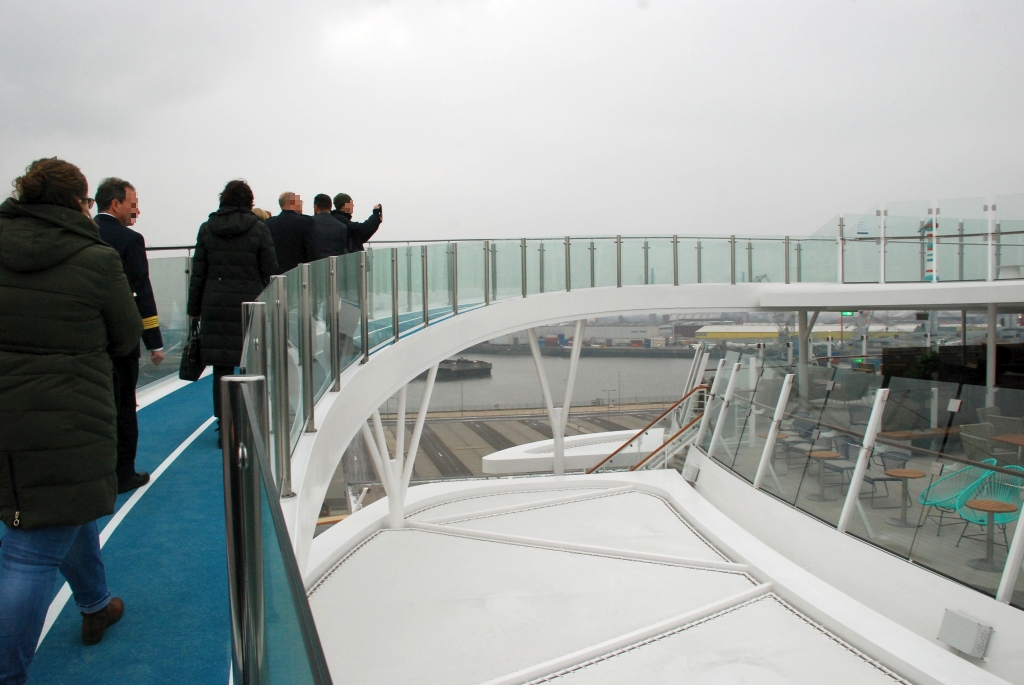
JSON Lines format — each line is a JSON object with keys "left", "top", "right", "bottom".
{"left": 630, "top": 413, "right": 705, "bottom": 471}
{"left": 586, "top": 385, "right": 709, "bottom": 474}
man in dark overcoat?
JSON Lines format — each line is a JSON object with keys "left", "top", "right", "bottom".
{"left": 94, "top": 178, "right": 162, "bottom": 493}
{"left": 265, "top": 192, "right": 315, "bottom": 273}
{"left": 331, "top": 193, "right": 383, "bottom": 253}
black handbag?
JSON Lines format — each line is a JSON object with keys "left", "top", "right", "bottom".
{"left": 178, "top": 319, "right": 206, "bottom": 382}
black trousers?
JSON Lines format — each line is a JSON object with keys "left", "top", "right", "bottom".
{"left": 111, "top": 355, "right": 140, "bottom": 482}
{"left": 212, "top": 365, "right": 235, "bottom": 420}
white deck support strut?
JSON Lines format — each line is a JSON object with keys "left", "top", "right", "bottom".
{"left": 401, "top": 364, "right": 439, "bottom": 496}
{"left": 693, "top": 359, "right": 726, "bottom": 448}
{"left": 837, "top": 388, "right": 890, "bottom": 533}
{"left": 527, "top": 322, "right": 586, "bottom": 476}
{"left": 797, "top": 310, "right": 818, "bottom": 405}
{"left": 361, "top": 364, "right": 440, "bottom": 530}
{"left": 753, "top": 373, "right": 794, "bottom": 490}
{"left": 706, "top": 362, "right": 741, "bottom": 461}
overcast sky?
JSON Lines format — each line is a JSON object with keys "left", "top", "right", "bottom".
{"left": 2, "top": 1, "right": 1021, "bottom": 246}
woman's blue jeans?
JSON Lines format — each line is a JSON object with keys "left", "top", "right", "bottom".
{"left": 0, "top": 521, "right": 111, "bottom": 685}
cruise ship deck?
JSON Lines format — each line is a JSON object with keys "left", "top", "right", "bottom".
{"left": 20, "top": 201, "right": 1024, "bottom": 684}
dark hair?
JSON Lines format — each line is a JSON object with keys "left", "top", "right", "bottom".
{"left": 13, "top": 158, "right": 88, "bottom": 211}
{"left": 314, "top": 193, "right": 332, "bottom": 211}
{"left": 333, "top": 193, "right": 352, "bottom": 210}
{"left": 95, "top": 177, "right": 135, "bottom": 212}
{"left": 219, "top": 180, "right": 254, "bottom": 209}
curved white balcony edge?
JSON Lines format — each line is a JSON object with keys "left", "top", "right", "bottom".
{"left": 284, "top": 278, "right": 1024, "bottom": 572}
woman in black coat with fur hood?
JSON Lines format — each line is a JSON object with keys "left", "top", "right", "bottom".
{"left": 187, "top": 180, "right": 278, "bottom": 421}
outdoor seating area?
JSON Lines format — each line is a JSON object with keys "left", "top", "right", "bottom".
{"left": 699, "top": 353, "right": 1024, "bottom": 604}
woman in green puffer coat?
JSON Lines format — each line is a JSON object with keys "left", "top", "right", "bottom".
{"left": 0, "top": 158, "right": 142, "bottom": 682}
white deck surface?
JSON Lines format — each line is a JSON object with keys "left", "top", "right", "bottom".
{"left": 407, "top": 487, "right": 608, "bottom": 521}
{"left": 306, "top": 475, "right": 1008, "bottom": 685}
{"left": 439, "top": 490, "right": 725, "bottom": 561}
{"left": 539, "top": 593, "right": 907, "bottom": 684}
{"left": 309, "top": 527, "right": 753, "bottom": 685}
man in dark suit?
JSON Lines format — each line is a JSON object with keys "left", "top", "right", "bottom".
{"left": 94, "top": 178, "right": 162, "bottom": 494}
{"left": 312, "top": 193, "right": 349, "bottom": 259}
{"left": 265, "top": 192, "right": 315, "bottom": 272}
{"left": 331, "top": 193, "right": 383, "bottom": 253}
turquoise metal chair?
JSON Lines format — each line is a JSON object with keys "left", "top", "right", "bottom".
{"left": 955, "top": 465, "right": 1024, "bottom": 549}
{"left": 917, "top": 459, "right": 996, "bottom": 535}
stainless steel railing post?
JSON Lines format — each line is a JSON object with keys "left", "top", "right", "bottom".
{"left": 643, "top": 239, "right": 649, "bottom": 285}
{"left": 538, "top": 242, "right": 545, "bottom": 293}
{"left": 452, "top": 243, "right": 459, "bottom": 315}
{"left": 223, "top": 374, "right": 267, "bottom": 685}
{"left": 838, "top": 217, "right": 846, "bottom": 283}
{"left": 360, "top": 252, "right": 370, "bottom": 363}
{"left": 729, "top": 235, "right": 736, "bottom": 284}
{"left": 589, "top": 240, "right": 595, "bottom": 288}
{"left": 391, "top": 248, "right": 400, "bottom": 341}
{"left": 672, "top": 235, "right": 678, "bottom": 286}
{"left": 784, "top": 237, "right": 790, "bottom": 284}
{"left": 615, "top": 235, "right": 622, "bottom": 287}
{"left": 328, "top": 256, "right": 340, "bottom": 391}
{"left": 520, "top": 238, "right": 527, "bottom": 297}
{"left": 269, "top": 276, "right": 293, "bottom": 497}
{"left": 299, "top": 264, "right": 316, "bottom": 433}
{"left": 240, "top": 301, "right": 268, "bottom": 376}
{"left": 484, "top": 241, "right": 491, "bottom": 304}
{"left": 421, "top": 246, "right": 429, "bottom": 326}
{"left": 564, "top": 236, "right": 571, "bottom": 292}
{"left": 696, "top": 240, "right": 702, "bottom": 283}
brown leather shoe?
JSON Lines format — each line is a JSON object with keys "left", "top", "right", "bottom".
{"left": 81, "top": 597, "right": 124, "bottom": 646}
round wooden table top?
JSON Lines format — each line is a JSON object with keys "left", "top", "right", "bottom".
{"left": 884, "top": 468, "right": 927, "bottom": 480}
{"left": 808, "top": 450, "right": 841, "bottom": 460}
{"left": 965, "top": 499, "right": 1019, "bottom": 514}
{"left": 759, "top": 432, "right": 791, "bottom": 439}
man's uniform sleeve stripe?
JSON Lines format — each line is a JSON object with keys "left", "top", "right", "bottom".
{"left": 142, "top": 315, "right": 160, "bottom": 330}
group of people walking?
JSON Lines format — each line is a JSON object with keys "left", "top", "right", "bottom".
{"left": 0, "top": 157, "right": 383, "bottom": 685}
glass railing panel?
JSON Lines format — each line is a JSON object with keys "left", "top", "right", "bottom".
{"left": 309, "top": 259, "right": 333, "bottom": 403}
{"left": 960, "top": 218, "right": 991, "bottom": 281}
{"left": 491, "top": 240, "right": 522, "bottom": 301}
{"left": 883, "top": 202, "right": 932, "bottom": 237}
{"left": 790, "top": 238, "right": 837, "bottom": 283}
{"left": 698, "top": 351, "right": 741, "bottom": 453}
{"left": 568, "top": 237, "right": 594, "bottom": 290}
{"left": 726, "top": 359, "right": 789, "bottom": 483}
{"left": 647, "top": 238, "right": 674, "bottom": 285}
{"left": 367, "top": 248, "right": 394, "bottom": 348}
{"left": 426, "top": 243, "right": 454, "bottom": 321}
{"left": 841, "top": 376, "right": 960, "bottom": 558}
{"left": 884, "top": 237, "right": 925, "bottom": 282}
{"left": 592, "top": 238, "right": 617, "bottom": 287}
{"left": 539, "top": 239, "right": 567, "bottom": 293}
{"left": 761, "top": 364, "right": 838, "bottom": 506}
{"left": 259, "top": 287, "right": 281, "bottom": 483}
{"left": 285, "top": 268, "right": 305, "bottom": 450}
{"left": 843, "top": 237, "right": 881, "bottom": 283}
{"left": 524, "top": 239, "right": 541, "bottom": 295}
{"left": 252, "top": 423, "right": 331, "bottom": 683}
{"left": 337, "top": 252, "right": 363, "bottom": 368}
{"left": 620, "top": 238, "right": 645, "bottom": 286}
{"left": 790, "top": 367, "right": 884, "bottom": 528}
{"left": 699, "top": 238, "right": 732, "bottom": 283}
{"left": 746, "top": 239, "right": 786, "bottom": 284}
{"left": 396, "top": 246, "right": 424, "bottom": 334}
{"left": 140, "top": 255, "right": 190, "bottom": 387}
{"left": 997, "top": 221, "right": 1024, "bottom": 280}
{"left": 456, "top": 241, "right": 486, "bottom": 310}
{"left": 677, "top": 238, "right": 699, "bottom": 284}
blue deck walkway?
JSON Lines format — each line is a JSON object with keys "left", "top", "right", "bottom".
{"left": 26, "top": 377, "right": 230, "bottom": 685}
